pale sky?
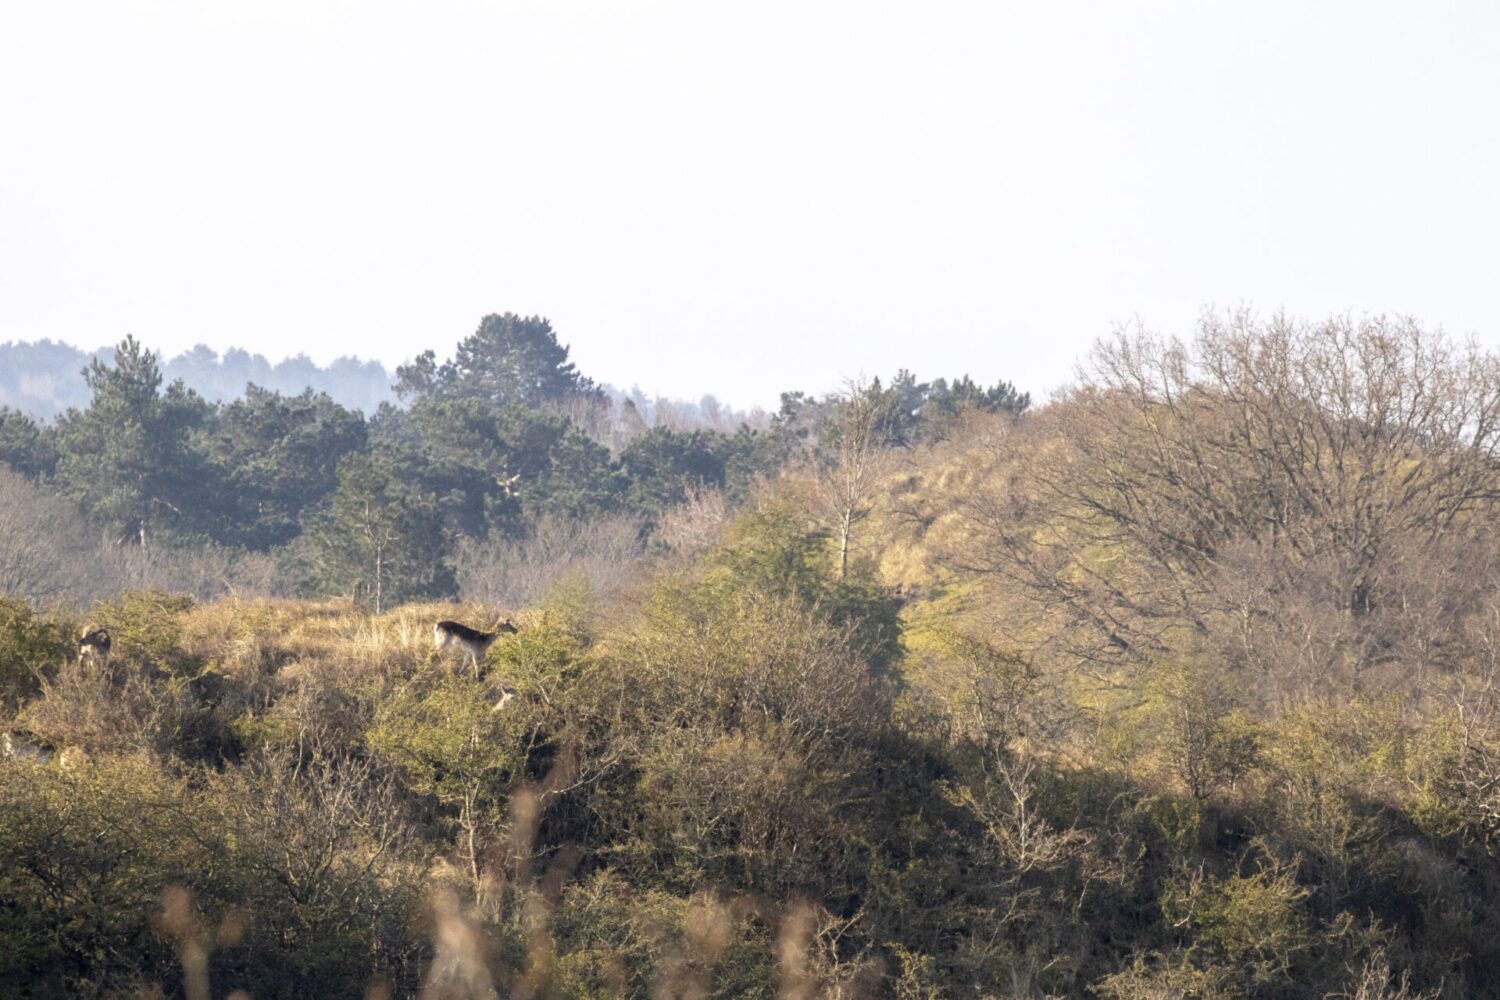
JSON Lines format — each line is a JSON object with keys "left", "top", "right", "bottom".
{"left": 2, "top": 1, "right": 1497, "bottom": 408}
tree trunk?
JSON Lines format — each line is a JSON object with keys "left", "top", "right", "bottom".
{"left": 838, "top": 510, "right": 852, "bottom": 579}
{"left": 462, "top": 787, "right": 483, "bottom": 904}
{"left": 374, "top": 542, "right": 384, "bottom": 615}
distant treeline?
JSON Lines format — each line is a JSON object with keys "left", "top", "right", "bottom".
{"left": 0, "top": 340, "right": 396, "bottom": 418}
{"left": 0, "top": 337, "right": 777, "bottom": 430}
{"left": 0, "top": 313, "right": 1028, "bottom": 610}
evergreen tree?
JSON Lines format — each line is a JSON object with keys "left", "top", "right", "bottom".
{"left": 922, "top": 375, "right": 1030, "bottom": 421}
{"left": 619, "top": 426, "right": 729, "bottom": 515}
{"left": 394, "top": 313, "right": 604, "bottom": 409}
{"left": 0, "top": 407, "right": 56, "bottom": 479}
{"left": 305, "top": 453, "right": 455, "bottom": 612}
{"left": 52, "top": 336, "right": 210, "bottom": 547}
{"left": 520, "top": 414, "right": 624, "bottom": 521}
{"left": 399, "top": 398, "right": 623, "bottom": 536}
{"left": 201, "top": 386, "right": 367, "bottom": 549}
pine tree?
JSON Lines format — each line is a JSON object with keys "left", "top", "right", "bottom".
{"left": 394, "top": 313, "right": 604, "bottom": 409}
{"left": 52, "top": 336, "right": 209, "bottom": 547}
{"left": 306, "top": 453, "right": 454, "bottom": 611}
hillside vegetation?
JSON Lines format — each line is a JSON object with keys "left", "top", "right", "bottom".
{"left": 4, "top": 313, "right": 1500, "bottom": 998}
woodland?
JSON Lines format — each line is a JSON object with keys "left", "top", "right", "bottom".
{"left": 1, "top": 311, "right": 1497, "bottom": 999}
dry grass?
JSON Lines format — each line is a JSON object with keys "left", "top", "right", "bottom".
{"left": 174, "top": 597, "right": 526, "bottom": 677}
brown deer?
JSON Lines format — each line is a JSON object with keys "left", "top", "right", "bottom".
{"left": 78, "top": 625, "right": 112, "bottom": 666}
{"left": 433, "top": 618, "right": 518, "bottom": 676}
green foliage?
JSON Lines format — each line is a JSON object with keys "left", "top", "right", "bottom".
{"left": 619, "top": 427, "right": 728, "bottom": 515}
{"left": 1162, "top": 853, "right": 1311, "bottom": 984}
{"left": 197, "top": 752, "right": 426, "bottom": 992}
{"left": 547, "top": 874, "right": 775, "bottom": 998}
{"left": 0, "top": 752, "right": 425, "bottom": 997}
{"left": 1141, "top": 659, "right": 1266, "bottom": 800}
{"left": 304, "top": 453, "right": 456, "bottom": 611}
{"left": 1094, "top": 952, "right": 1241, "bottom": 1000}
{"left": 920, "top": 372, "right": 1029, "bottom": 421}
{"left": 11, "top": 314, "right": 1500, "bottom": 996}
{"left": 394, "top": 312, "right": 603, "bottom": 409}
{"left": 487, "top": 612, "right": 590, "bottom": 699}
{"left": 813, "top": 370, "right": 1029, "bottom": 449}
{"left": 22, "top": 657, "right": 225, "bottom": 758}
{"left": 0, "top": 757, "right": 197, "bottom": 994}
{"left": 201, "top": 385, "right": 367, "bottom": 549}
{"left": 517, "top": 413, "right": 625, "bottom": 521}
{"left": 891, "top": 946, "right": 943, "bottom": 1000}
{"left": 0, "top": 596, "right": 70, "bottom": 710}
{"left": 0, "top": 406, "right": 56, "bottom": 478}
{"left": 707, "top": 500, "right": 830, "bottom": 601}
{"left": 1, "top": 318, "right": 1033, "bottom": 612}
{"left": 366, "top": 670, "right": 527, "bottom": 810}
{"left": 720, "top": 411, "right": 807, "bottom": 501}
{"left": 826, "top": 574, "right": 906, "bottom": 673}
{"left": 401, "top": 397, "right": 624, "bottom": 535}
{"left": 92, "top": 590, "right": 198, "bottom": 671}
{"left": 706, "top": 501, "right": 904, "bottom": 670}
{"left": 604, "top": 567, "right": 895, "bottom": 898}
{"left": 0, "top": 574, "right": 1487, "bottom": 998}
{"left": 52, "top": 336, "right": 212, "bottom": 546}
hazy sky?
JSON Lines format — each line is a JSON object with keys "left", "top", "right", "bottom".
{"left": 2, "top": 2, "right": 1497, "bottom": 408}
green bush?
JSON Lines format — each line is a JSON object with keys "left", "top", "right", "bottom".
{"left": 92, "top": 590, "right": 199, "bottom": 673}
{"left": 0, "top": 595, "right": 70, "bottom": 711}
{"left": 1162, "top": 852, "right": 1310, "bottom": 986}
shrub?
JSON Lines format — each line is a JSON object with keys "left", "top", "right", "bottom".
{"left": 0, "top": 756, "right": 202, "bottom": 993}
{"left": 0, "top": 595, "right": 71, "bottom": 711}
{"left": 1162, "top": 851, "right": 1310, "bottom": 986}
{"left": 91, "top": 590, "right": 199, "bottom": 673}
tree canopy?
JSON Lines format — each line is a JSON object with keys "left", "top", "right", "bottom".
{"left": 394, "top": 313, "right": 603, "bottom": 409}
{"left": 52, "top": 336, "right": 211, "bottom": 547}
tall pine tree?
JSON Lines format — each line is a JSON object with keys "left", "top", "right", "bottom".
{"left": 53, "top": 336, "right": 210, "bottom": 547}
{"left": 394, "top": 313, "right": 604, "bottom": 409}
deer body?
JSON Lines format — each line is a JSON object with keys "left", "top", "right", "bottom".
{"left": 434, "top": 618, "right": 517, "bottom": 676}
{"left": 3, "top": 731, "right": 54, "bottom": 764}
{"left": 78, "top": 625, "right": 111, "bottom": 665}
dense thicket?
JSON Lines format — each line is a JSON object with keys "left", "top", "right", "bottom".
{"left": 8, "top": 312, "right": 1496, "bottom": 998}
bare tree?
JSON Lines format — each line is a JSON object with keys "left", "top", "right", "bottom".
{"left": 454, "top": 511, "right": 646, "bottom": 607}
{"left": 1332, "top": 948, "right": 1439, "bottom": 1000}
{"left": 654, "top": 483, "right": 729, "bottom": 558}
{"left": 0, "top": 466, "right": 92, "bottom": 604}
{"left": 95, "top": 539, "right": 282, "bottom": 603}
{"left": 810, "top": 378, "right": 897, "bottom": 579}
{"left": 961, "top": 312, "right": 1500, "bottom": 691}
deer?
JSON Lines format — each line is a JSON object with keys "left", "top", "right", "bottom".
{"left": 78, "top": 625, "right": 112, "bottom": 666}
{"left": 491, "top": 680, "right": 518, "bottom": 712}
{"left": 2, "top": 731, "right": 54, "bottom": 764}
{"left": 433, "top": 617, "right": 518, "bottom": 677}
